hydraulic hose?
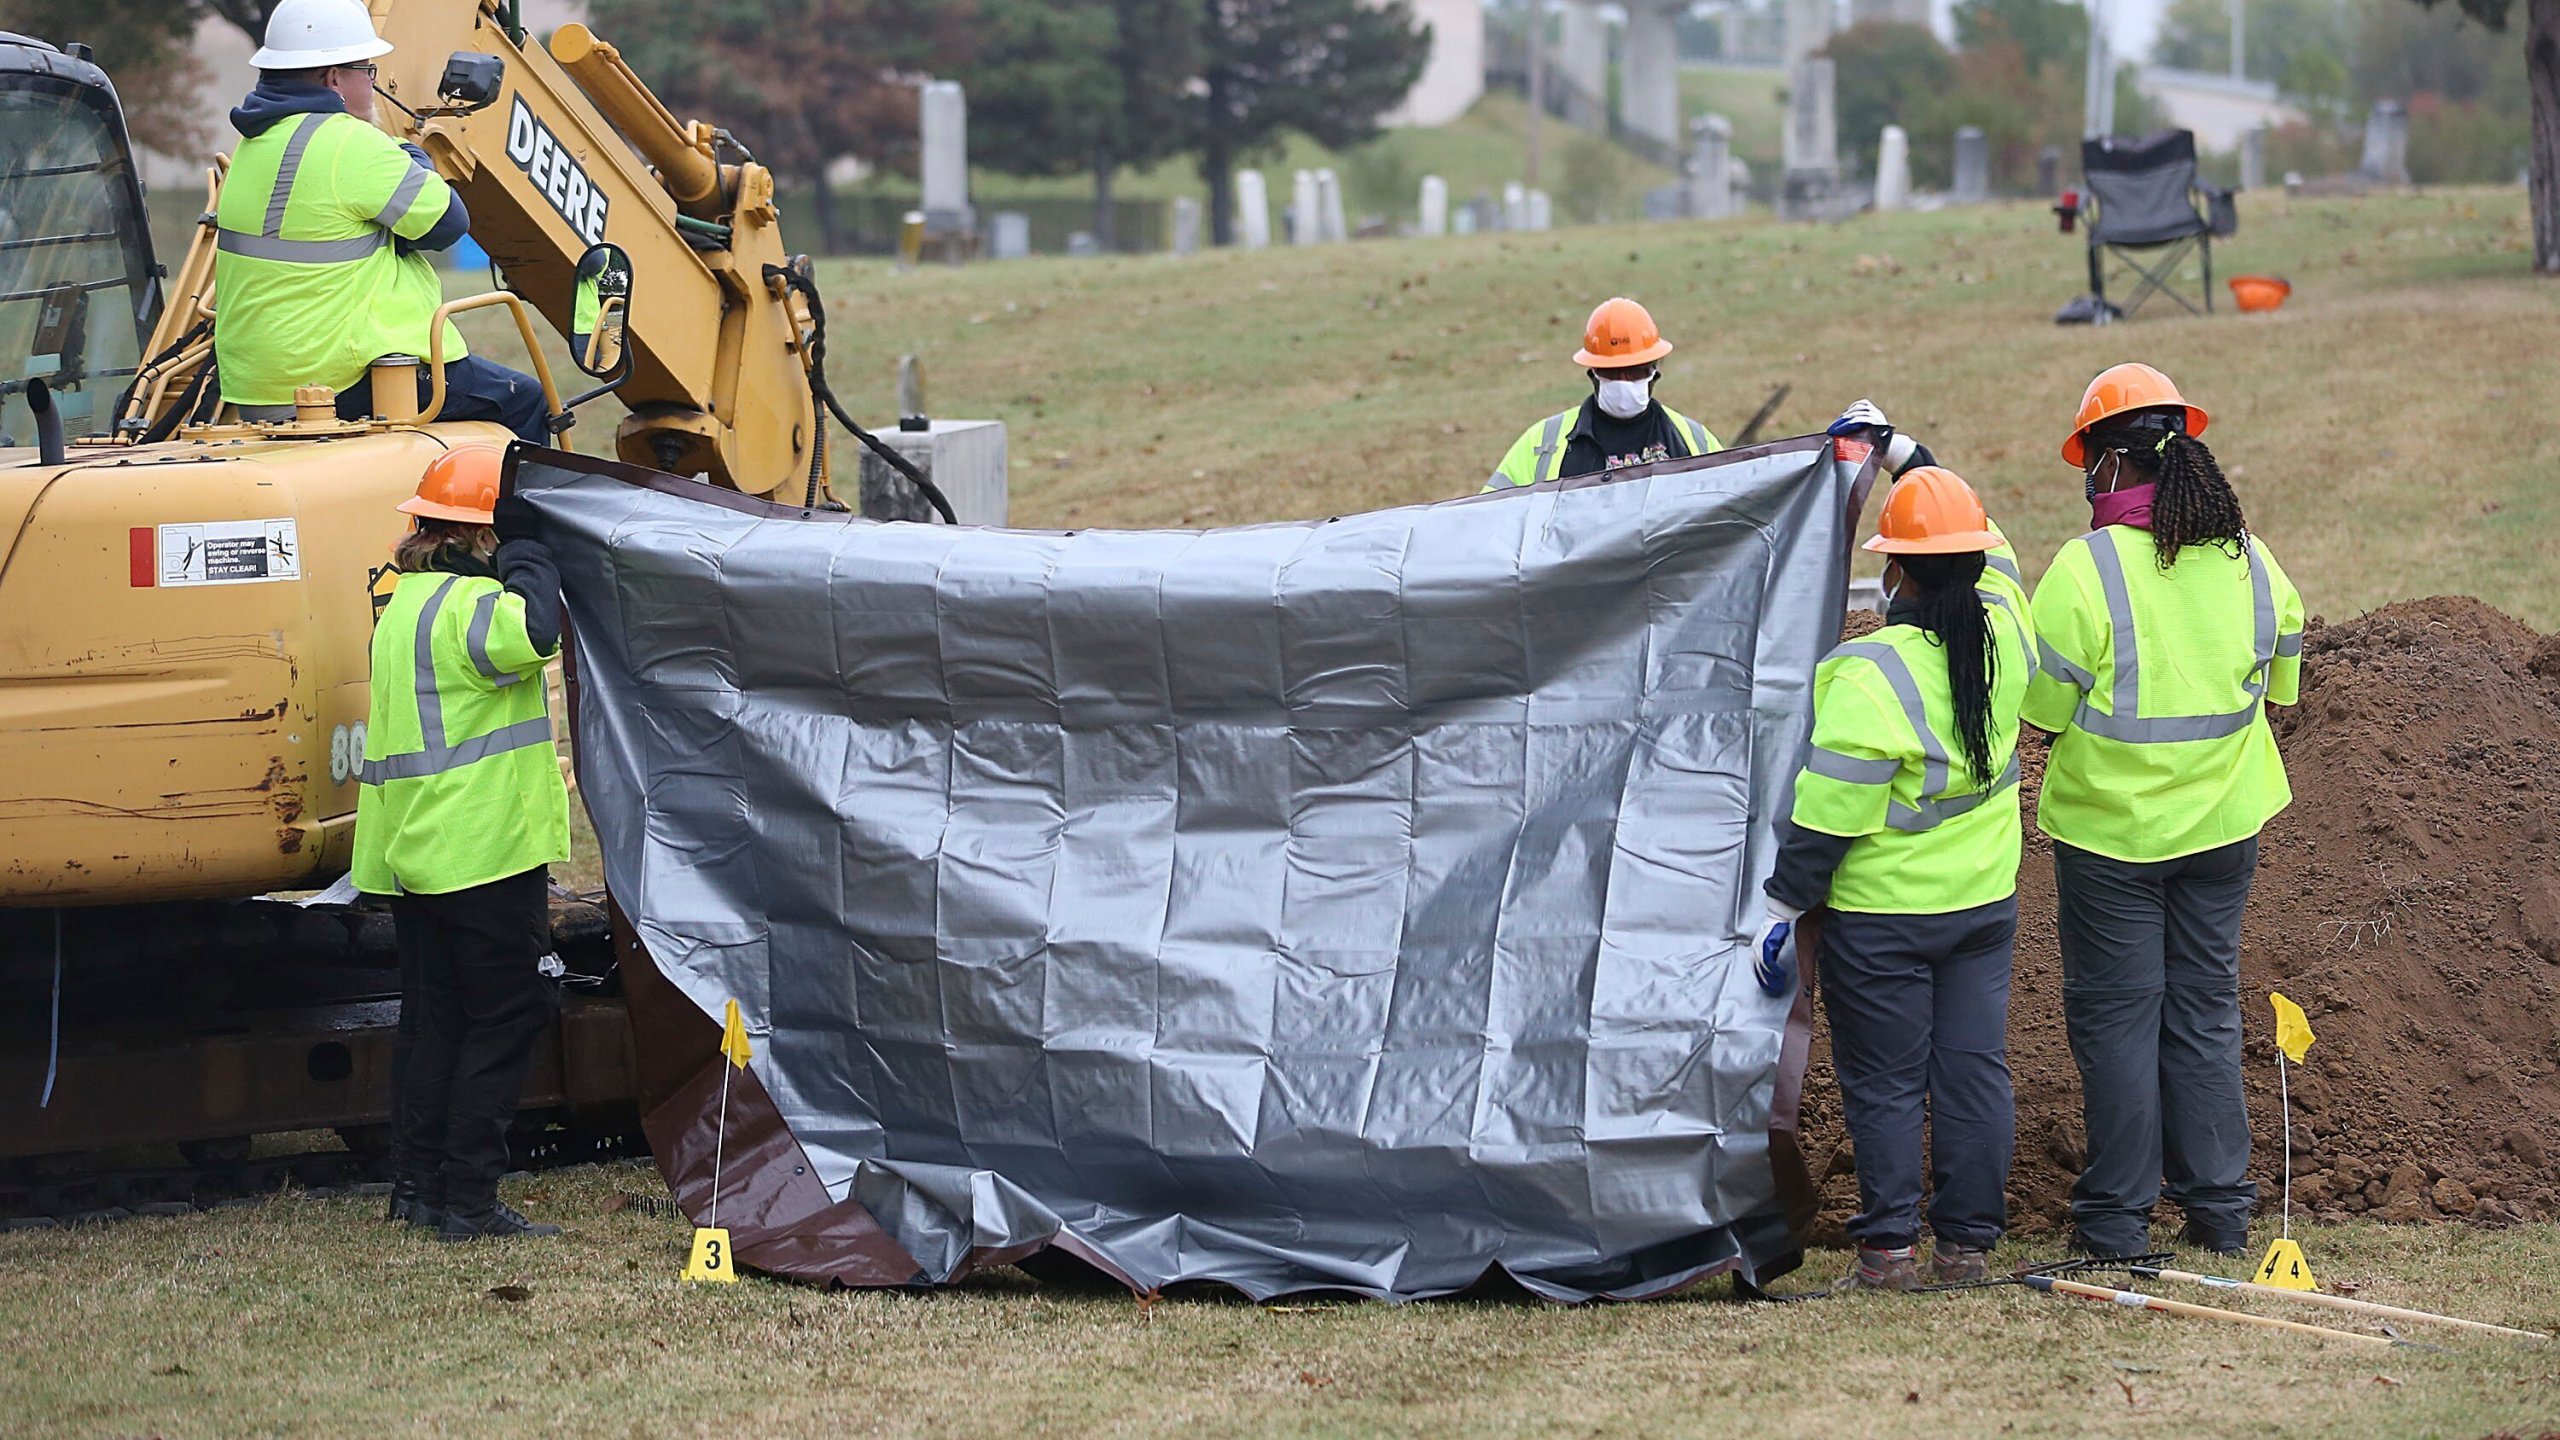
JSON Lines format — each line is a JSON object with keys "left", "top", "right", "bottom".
{"left": 764, "top": 261, "right": 958, "bottom": 525}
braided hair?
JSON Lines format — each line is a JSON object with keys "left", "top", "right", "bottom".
{"left": 1896, "top": 551, "right": 1998, "bottom": 787}
{"left": 2089, "top": 410, "right": 2248, "bottom": 569}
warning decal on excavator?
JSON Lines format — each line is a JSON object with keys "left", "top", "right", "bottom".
{"left": 506, "top": 96, "right": 609, "bottom": 247}
{"left": 157, "top": 519, "right": 301, "bottom": 587}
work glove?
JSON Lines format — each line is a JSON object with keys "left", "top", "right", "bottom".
{"left": 491, "top": 490, "right": 540, "bottom": 545}
{"left": 1832, "top": 398, "right": 1927, "bottom": 476}
{"left": 1752, "top": 900, "right": 1807, "bottom": 998}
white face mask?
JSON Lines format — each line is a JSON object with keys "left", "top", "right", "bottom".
{"left": 1594, "top": 376, "right": 1653, "bottom": 420}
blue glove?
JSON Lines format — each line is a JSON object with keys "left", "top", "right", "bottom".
{"left": 1752, "top": 906, "right": 1803, "bottom": 998}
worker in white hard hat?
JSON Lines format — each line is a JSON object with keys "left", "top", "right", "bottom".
{"left": 216, "top": 0, "right": 548, "bottom": 443}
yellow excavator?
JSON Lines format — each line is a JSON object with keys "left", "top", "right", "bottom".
{"left": 0, "top": 4, "right": 918, "bottom": 1201}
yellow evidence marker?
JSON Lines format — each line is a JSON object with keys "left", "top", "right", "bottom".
{"left": 2254, "top": 1236, "right": 2319, "bottom": 1291}
{"left": 685, "top": 1226, "right": 738, "bottom": 1284}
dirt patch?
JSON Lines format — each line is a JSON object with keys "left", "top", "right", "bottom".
{"left": 1794, "top": 596, "right": 2560, "bottom": 1242}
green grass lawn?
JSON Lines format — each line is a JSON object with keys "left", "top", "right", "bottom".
{"left": 4, "top": 1162, "right": 2556, "bottom": 1437}
{"left": 1678, "top": 62, "right": 1789, "bottom": 170}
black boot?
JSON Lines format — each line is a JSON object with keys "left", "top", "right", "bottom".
{"left": 437, "top": 1201, "right": 561, "bottom": 1242}
{"left": 386, "top": 1180, "right": 445, "bottom": 1230}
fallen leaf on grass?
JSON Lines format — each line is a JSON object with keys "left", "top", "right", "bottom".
{"left": 2113, "top": 1376, "right": 2137, "bottom": 1406}
{"left": 153, "top": 1363, "right": 192, "bottom": 1377}
{"left": 486, "top": 1285, "right": 534, "bottom": 1304}
{"left": 1903, "top": 1389, "right": 1920, "bottom": 1404}
{"left": 2332, "top": 1280, "right": 2364, "bottom": 1296}
{"left": 2370, "top": 1374, "right": 2403, "bottom": 1387}
{"left": 1298, "top": 1371, "right": 1333, "bottom": 1388}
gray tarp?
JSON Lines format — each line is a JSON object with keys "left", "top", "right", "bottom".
{"left": 520, "top": 434, "right": 1866, "bottom": 1300}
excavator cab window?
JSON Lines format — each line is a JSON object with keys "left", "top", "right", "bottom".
{"left": 0, "top": 36, "right": 160, "bottom": 450}
{"left": 569, "top": 242, "right": 633, "bottom": 382}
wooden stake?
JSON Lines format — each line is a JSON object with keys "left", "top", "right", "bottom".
{"left": 2133, "top": 1266, "right": 2550, "bottom": 1342}
{"left": 2023, "top": 1274, "right": 2397, "bottom": 1347}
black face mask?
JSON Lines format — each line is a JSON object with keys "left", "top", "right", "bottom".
{"left": 2082, "top": 417, "right": 2182, "bottom": 499}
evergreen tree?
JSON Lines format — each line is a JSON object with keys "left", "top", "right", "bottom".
{"left": 1194, "top": 0, "right": 1430, "bottom": 244}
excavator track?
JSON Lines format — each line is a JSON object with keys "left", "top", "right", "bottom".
{"left": 0, "top": 892, "right": 645, "bottom": 1224}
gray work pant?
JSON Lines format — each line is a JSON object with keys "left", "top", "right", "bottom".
{"left": 2055, "top": 836, "right": 2260, "bottom": 1252}
{"left": 1817, "top": 899, "right": 2018, "bottom": 1251}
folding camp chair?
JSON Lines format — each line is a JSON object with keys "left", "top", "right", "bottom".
{"left": 2077, "top": 130, "right": 2236, "bottom": 320}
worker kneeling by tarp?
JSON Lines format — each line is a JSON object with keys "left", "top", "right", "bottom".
{"left": 515, "top": 437, "right": 1869, "bottom": 1301}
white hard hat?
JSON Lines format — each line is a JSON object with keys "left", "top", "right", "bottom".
{"left": 250, "top": 0, "right": 393, "bottom": 70}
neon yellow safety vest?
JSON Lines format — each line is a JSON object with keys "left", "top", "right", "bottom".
{"left": 1981, "top": 518, "right": 2028, "bottom": 619}
{"left": 352, "top": 571, "right": 569, "bottom": 895}
{"left": 2021, "top": 526, "right": 2305, "bottom": 864}
{"left": 1789, "top": 595, "right": 2034, "bottom": 914}
{"left": 214, "top": 111, "right": 466, "bottom": 406}
{"left": 1482, "top": 406, "right": 1720, "bottom": 490}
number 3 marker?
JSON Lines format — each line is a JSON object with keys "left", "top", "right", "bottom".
{"left": 685, "top": 1226, "right": 737, "bottom": 1284}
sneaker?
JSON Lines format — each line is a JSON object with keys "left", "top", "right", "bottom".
{"left": 1928, "top": 1239, "right": 1991, "bottom": 1286}
{"left": 1834, "top": 1244, "right": 1921, "bottom": 1293}
{"left": 436, "top": 1202, "right": 561, "bottom": 1243}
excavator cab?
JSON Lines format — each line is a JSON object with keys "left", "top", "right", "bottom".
{"left": 0, "top": 34, "right": 162, "bottom": 450}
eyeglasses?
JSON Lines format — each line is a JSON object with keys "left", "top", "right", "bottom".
{"left": 335, "top": 62, "right": 378, "bottom": 80}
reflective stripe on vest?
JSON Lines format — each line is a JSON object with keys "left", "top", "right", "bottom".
{"left": 359, "top": 576, "right": 552, "bottom": 784}
{"left": 1825, "top": 638, "right": 2022, "bottom": 833}
{"left": 1986, "top": 550, "right": 2024, "bottom": 588}
{"left": 1530, "top": 412, "right": 1567, "bottom": 482}
{"left": 2071, "top": 529, "right": 2277, "bottom": 744}
{"left": 216, "top": 113, "right": 394, "bottom": 266}
{"left": 1975, "top": 586, "right": 2039, "bottom": 683}
{"left": 1679, "top": 416, "right": 1708, "bottom": 455}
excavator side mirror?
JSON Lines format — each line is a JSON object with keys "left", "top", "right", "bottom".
{"left": 437, "top": 53, "right": 504, "bottom": 111}
{"left": 568, "top": 243, "right": 633, "bottom": 381}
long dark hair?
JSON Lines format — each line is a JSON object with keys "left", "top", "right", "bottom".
{"left": 2093, "top": 419, "right": 2248, "bottom": 568}
{"left": 392, "top": 518, "right": 496, "bottom": 575}
{"left": 1897, "top": 551, "right": 1998, "bottom": 787}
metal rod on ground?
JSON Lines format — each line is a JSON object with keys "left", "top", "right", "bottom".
{"left": 2021, "top": 1274, "right": 2397, "bottom": 1347}
{"left": 2128, "top": 1266, "right": 2551, "bottom": 1341}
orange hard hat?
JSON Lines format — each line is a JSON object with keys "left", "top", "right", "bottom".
{"left": 2062, "top": 362, "right": 2209, "bottom": 466}
{"left": 1863, "top": 467, "right": 2004, "bottom": 555}
{"left": 1573, "top": 297, "right": 1674, "bottom": 368}
{"left": 396, "top": 444, "right": 504, "bottom": 524}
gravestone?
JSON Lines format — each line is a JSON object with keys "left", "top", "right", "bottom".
{"left": 1502, "top": 181, "right": 1527, "bottom": 231}
{"left": 1418, "top": 175, "right": 1448, "bottom": 237}
{"left": 919, "top": 80, "right": 972, "bottom": 238}
{"left": 1235, "top": 169, "right": 1271, "bottom": 250}
{"left": 2036, "top": 145, "right": 2061, "bottom": 197}
{"left": 1784, "top": 0, "right": 1834, "bottom": 72}
{"left": 1952, "top": 126, "right": 1989, "bottom": 203}
{"left": 1290, "top": 169, "right": 1320, "bottom": 245}
{"left": 2360, "top": 102, "right": 2409, "bottom": 185}
{"left": 1170, "top": 196, "right": 1201, "bottom": 255}
{"left": 2239, "top": 126, "right": 2267, "bottom": 192}
{"left": 1065, "top": 231, "right": 1099, "bottom": 258}
{"left": 1452, "top": 203, "right": 1478, "bottom": 236}
{"left": 989, "top": 211, "right": 1031, "bottom": 260}
{"left": 1525, "top": 189, "right": 1552, "bottom": 231}
{"left": 1874, "top": 125, "right": 1910, "bottom": 211}
{"left": 1688, "top": 113, "right": 1736, "bottom": 220}
{"left": 1780, "top": 58, "right": 1840, "bottom": 219}
{"left": 1315, "top": 168, "right": 1347, "bottom": 242}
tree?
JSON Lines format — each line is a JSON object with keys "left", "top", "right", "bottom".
{"left": 2151, "top": 0, "right": 2350, "bottom": 82}
{"left": 1, "top": 0, "right": 212, "bottom": 158}
{"left": 1821, "top": 20, "right": 1957, "bottom": 169}
{"left": 1953, "top": 0, "right": 2089, "bottom": 75}
{"left": 586, "top": 0, "right": 978, "bottom": 254}
{"left": 2397, "top": 0, "right": 2558, "bottom": 272}
{"left": 1194, "top": 0, "right": 1430, "bottom": 245}
{"left": 962, "top": 0, "right": 1197, "bottom": 248}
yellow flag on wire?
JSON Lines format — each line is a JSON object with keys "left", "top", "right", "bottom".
{"left": 720, "top": 999, "right": 753, "bottom": 1069}
{"left": 2270, "top": 992, "right": 2316, "bottom": 1064}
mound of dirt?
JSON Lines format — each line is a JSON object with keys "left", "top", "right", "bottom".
{"left": 1793, "top": 596, "right": 2560, "bottom": 1242}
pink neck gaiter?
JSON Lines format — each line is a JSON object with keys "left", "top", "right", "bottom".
{"left": 2091, "top": 482, "right": 2157, "bottom": 531}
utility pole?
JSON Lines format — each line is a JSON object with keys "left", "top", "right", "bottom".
{"left": 1526, "top": 0, "right": 1546, "bottom": 185}
{"left": 2082, "top": 0, "right": 2114, "bottom": 138}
